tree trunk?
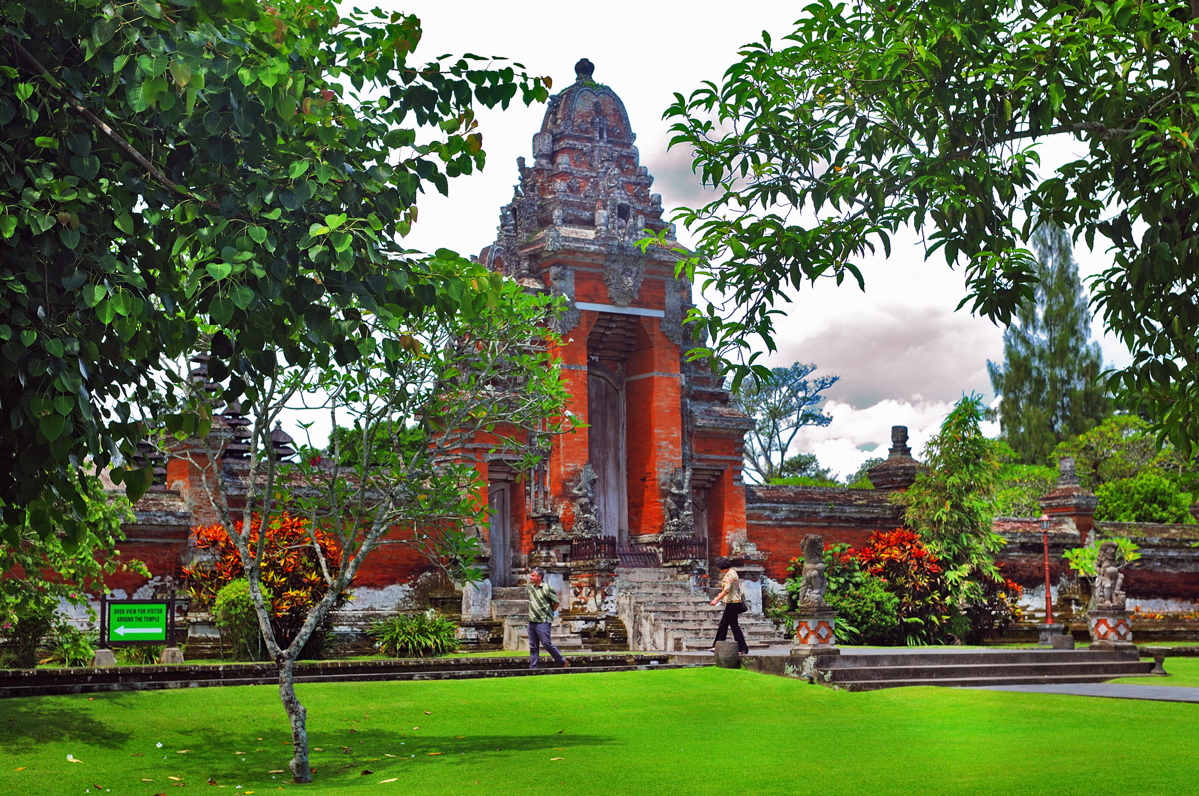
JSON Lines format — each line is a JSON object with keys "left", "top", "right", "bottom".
{"left": 278, "top": 656, "right": 311, "bottom": 782}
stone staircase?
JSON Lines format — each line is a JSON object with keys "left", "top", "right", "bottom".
{"left": 784, "top": 649, "right": 1155, "bottom": 691}
{"left": 616, "top": 568, "right": 786, "bottom": 652}
{"left": 491, "top": 586, "right": 584, "bottom": 653}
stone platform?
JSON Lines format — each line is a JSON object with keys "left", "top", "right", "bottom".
{"left": 675, "top": 646, "right": 1158, "bottom": 691}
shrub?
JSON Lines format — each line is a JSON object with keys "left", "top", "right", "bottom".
{"left": 44, "top": 622, "right": 97, "bottom": 668}
{"left": 214, "top": 579, "right": 274, "bottom": 661}
{"left": 1063, "top": 537, "right": 1142, "bottom": 577}
{"left": 117, "top": 645, "right": 165, "bottom": 666}
{"left": 0, "top": 607, "right": 54, "bottom": 669}
{"left": 827, "top": 576, "right": 900, "bottom": 645}
{"left": 962, "top": 576, "right": 1024, "bottom": 644}
{"left": 1094, "top": 471, "right": 1193, "bottom": 524}
{"left": 183, "top": 513, "right": 349, "bottom": 660}
{"left": 370, "top": 611, "right": 459, "bottom": 658}
{"left": 856, "top": 529, "right": 953, "bottom": 645}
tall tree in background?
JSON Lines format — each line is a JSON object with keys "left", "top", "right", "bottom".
{"left": 734, "top": 362, "right": 838, "bottom": 483}
{"left": 987, "top": 224, "right": 1109, "bottom": 463}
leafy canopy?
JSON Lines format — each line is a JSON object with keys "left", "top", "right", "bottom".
{"left": 0, "top": 0, "right": 550, "bottom": 542}
{"left": 665, "top": 0, "right": 1199, "bottom": 459}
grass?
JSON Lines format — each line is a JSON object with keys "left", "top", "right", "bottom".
{"left": 2, "top": 667, "right": 1197, "bottom": 796}
{"left": 1111, "top": 656, "right": 1199, "bottom": 687}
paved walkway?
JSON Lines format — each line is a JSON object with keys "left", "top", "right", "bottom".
{"left": 969, "top": 683, "right": 1199, "bottom": 703}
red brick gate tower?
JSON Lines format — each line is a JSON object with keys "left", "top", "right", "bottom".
{"left": 474, "top": 59, "right": 755, "bottom": 605}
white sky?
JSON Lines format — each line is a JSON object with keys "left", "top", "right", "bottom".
{"left": 297, "top": 1, "right": 1134, "bottom": 479}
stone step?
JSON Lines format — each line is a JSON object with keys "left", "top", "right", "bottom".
{"left": 823, "top": 661, "right": 1152, "bottom": 683}
{"left": 836, "top": 673, "right": 1154, "bottom": 692}
{"left": 490, "top": 599, "right": 529, "bottom": 619}
{"left": 492, "top": 587, "right": 528, "bottom": 601}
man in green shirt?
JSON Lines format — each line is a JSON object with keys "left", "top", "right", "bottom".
{"left": 527, "top": 568, "right": 570, "bottom": 669}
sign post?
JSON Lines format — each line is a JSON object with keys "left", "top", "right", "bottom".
{"left": 101, "top": 596, "right": 175, "bottom": 647}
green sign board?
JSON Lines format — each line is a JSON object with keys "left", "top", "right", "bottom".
{"left": 107, "top": 602, "right": 168, "bottom": 644}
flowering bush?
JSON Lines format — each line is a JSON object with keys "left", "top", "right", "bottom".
{"left": 183, "top": 513, "right": 349, "bottom": 659}
{"left": 855, "top": 529, "right": 953, "bottom": 645}
{"left": 962, "top": 574, "right": 1024, "bottom": 644}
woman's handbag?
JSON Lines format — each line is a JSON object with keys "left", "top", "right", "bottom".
{"left": 733, "top": 602, "right": 748, "bottom": 615}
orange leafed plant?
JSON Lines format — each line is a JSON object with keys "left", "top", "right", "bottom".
{"left": 183, "top": 513, "right": 350, "bottom": 654}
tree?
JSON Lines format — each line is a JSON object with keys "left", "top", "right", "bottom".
{"left": 0, "top": 0, "right": 550, "bottom": 537}
{"left": 1094, "top": 471, "right": 1193, "bottom": 524}
{"left": 0, "top": 474, "right": 139, "bottom": 667}
{"left": 991, "top": 440, "right": 1057, "bottom": 517}
{"left": 1052, "top": 414, "right": 1187, "bottom": 491}
{"left": 161, "top": 259, "right": 567, "bottom": 782}
{"left": 896, "top": 396, "right": 1004, "bottom": 604}
{"left": 664, "top": 0, "right": 1199, "bottom": 460}
{"left": 733, "top": 362, "right": 838, "bottom": 483}
{"left": 773, "top": 453, "right": 837, "bottom": 486}
{"left": 987, "top": 224, "right": 1109, "bottom": 463}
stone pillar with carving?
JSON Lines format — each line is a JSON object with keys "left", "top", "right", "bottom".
{"left": 789, "top": 535, "right": 840, "bottom": 656}
{"left": 1086, "top": 540, "right": 1134, "bottom": 649}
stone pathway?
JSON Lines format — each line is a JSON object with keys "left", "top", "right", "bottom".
{"left": 969, "top": 683, "right": 1199, "bottom": 703}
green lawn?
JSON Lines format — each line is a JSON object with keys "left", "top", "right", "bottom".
{"left": 1, "top": 667, "right": 1195, "bottom": 796}
{"left": 1111, "top": 656, "right": 1199, "bottom": 687}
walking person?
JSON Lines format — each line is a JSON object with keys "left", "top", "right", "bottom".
{"left": 527, "top": 567, "right": 570, "bottom": 670}
{"left": 707, "top": 557, "right": 749, "bottom": 654}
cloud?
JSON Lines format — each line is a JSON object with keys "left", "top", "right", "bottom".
{"left": 792, "top": 398, "right": 1001, "bottom": 480}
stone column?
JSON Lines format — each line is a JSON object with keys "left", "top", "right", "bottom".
{"left": 1038, "top": 457, "right": 1099, "bottom": 545}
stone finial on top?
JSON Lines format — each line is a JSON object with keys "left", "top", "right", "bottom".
{"left": 889, "top": 425, "right": 911, "bottom": 459}
{"left": 865, "top": 424, "right": 922, "bottom": 492}
{"left": 574, "top": 58, "right": 595, "bottom": 83}
{"left": 1057, "top": 456, "right": 1079, "bottom": 487}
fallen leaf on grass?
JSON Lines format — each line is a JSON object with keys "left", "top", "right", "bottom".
{"left": 142, "top": 779, "right": 153, "bottom": 782}
{"left": 553, "top": 748, "right": 566, "bottom": 751}
{"left": 92, "top": 784, "right": 104, "bottom": 790}
{"left": 13, "top": 767, "right": 25, "bottom": 771}
{"left": 312, "top": 747, "right": 323, "bottom": 752}
{"left": 66, "top": 757, "right": 82, "bottom": 764}
{"left": 176, "top": 749, "right": 191, "bottom": 754}
{"left": 168, "top": 776, "right": 182, "bottom": 781}
{"left": 412, "top": 726, "right": 419, "bottom": 730}
{"left": 234, "top": 751, "right": 246, "bottom": 755}
{"left": 550, "top": 757, "right": 564, "bottom": 761}
{"left": 132, "top": 753, "right": 144, "bottom": 757}
{"left": 427, "top": 752, "right": 442, "bottom": 756}
{"left": 360, "top": 769, "right": 374, "bottom": 776}
{"left": 383, "top": 754, "right": 396, "bottom": 758}
{"left": 268, "top": 770, "right": 285, "bottom": 774}
{"left": 348, "top": 728, "right": 357, "bottom": 733}
{"left": 455, "top": 736, "right": 465, "bottom": 739}
{"left": 423, "top": 711, "right": 430, "bottom": 715}
{"left": 380, "top": 778, "right": 397, "bottom": 784}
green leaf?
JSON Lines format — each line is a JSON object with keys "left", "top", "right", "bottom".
{"left": 92, "top": 16, "right": 118, "bottom": 46}
{"left": 81, "top": 285, "right": 106, "bottom": 308}
{"left": 40, "top": 414, "right": 65, "bottom": 442}
{"left": 330, "top": 231, "right": 352, "bottom": 252}
{"left": 0, "top": 216, "right": 15, "bottom": 239}
{"left": 229, "top": 284, "right": 254, "bottom": 309}
{"left": 71, "top": 154, "right": 101, "bottom": 180}
{"left": 288, "top": 160, "right": 310, "bottom": 179}
{"left": 248, "top": 225, "right": 267, "bottom": 244}
{"left": 114, "top": 213, "right": 135, "bottom": 235}
{"left": 123, "top": 466, "right": 155, "bottom": 502}
{"left": 209, "top": 297, "right": 235, "bottom": 325}
{"left": 53, "top": 394, "right": 74, "bottom": 415}
{"left": 20, "top": 329, "right": 36, "bottom": 347}
{"left": 136, "top": 0, "right": 163, "bottom": 19}
{"left": 59, "top": 226, "right": 80, "bottom": 250}
{"left": 34, "top": 136, "right": 59, "bottom": 150}
{"left": 206, "top": 262, "right": 233, "bottom": 281}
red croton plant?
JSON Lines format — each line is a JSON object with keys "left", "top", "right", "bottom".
{"left": 182, "top": 513, "right": 349, "bottom": 655}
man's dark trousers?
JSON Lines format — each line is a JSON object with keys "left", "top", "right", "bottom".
{"left": 528, "top": 622, "right": 565, "bottom": 668}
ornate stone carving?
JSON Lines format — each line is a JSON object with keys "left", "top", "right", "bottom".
{"left": 796, "top": 535, "right": 830, "bottom": 610}
{"left": 661, "top": 466, "right": 693, "bottom": 537}
{"left": 662, "top": 276, "right": 684, "bottom": 346}
{"left": 1092, "top": 540, "right": 1127, "bottom": 611}
{"left": 548, "top": 264, "right": 580, "bottom": 333}
{"left": 571, "top": 464, "right": 603, "bottom": 537}
{"left": 604, "top": 241, "right": 645, "bottom": 306}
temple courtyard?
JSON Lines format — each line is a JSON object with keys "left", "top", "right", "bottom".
{"left": 1, "top": 662, "right": 1196, "bottom": 796}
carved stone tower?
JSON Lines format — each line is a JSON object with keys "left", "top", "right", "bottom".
{"left": 474, "top": 60, "right": 752, "bottom": 592}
